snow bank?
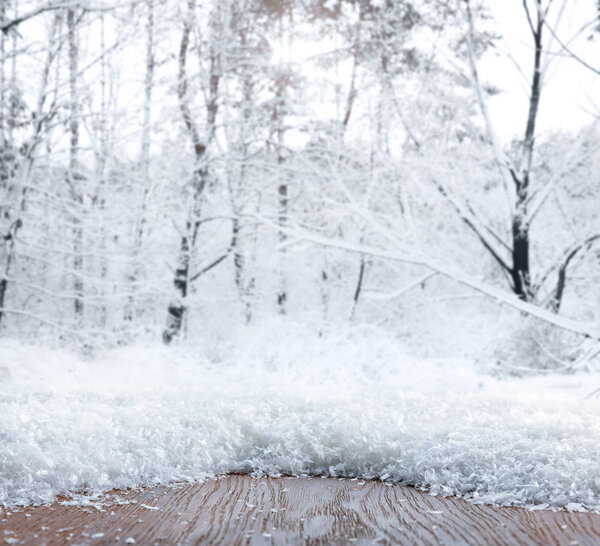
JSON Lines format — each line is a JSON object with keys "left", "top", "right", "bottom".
{"left": 1, "top": 322, "right": 600, "bottom": 510}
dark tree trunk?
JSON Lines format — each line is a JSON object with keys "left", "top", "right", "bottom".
{"left": 508, "top": 1, "right": 543, "bottom": 302}
{"left": 511, "top": 214, "right": 530, "bottom": 300}
{"left": 277, "top": 179, "right": 288, "bottom": 312}
{"left": 274, "top": 78, "right": 287, "bottom": 313}
{"left": 163, "top": 5, "right": 196, "bottom": 344}
{"left": 163, "top": 0, "right": 220, "bottom": 343}
{"left": 350, "top": 257, "right": 366, "bottom": 320}
{"left": 163, "top": 229, "right": 191, "bottom": 344}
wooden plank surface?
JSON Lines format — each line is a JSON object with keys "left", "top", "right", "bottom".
{"left": 1, "top": 475, "right": 600, "bottom": 545}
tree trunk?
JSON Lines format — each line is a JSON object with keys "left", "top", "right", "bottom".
{"left": 509, "top": 1, "right": 543, "bottom": 302}
{"left": 230, "top": 37, "right": 256, "bottom": 323}
{"left": 0, "top": 9, "right": 56, "bottom": 331}
{"left": 0, "top": 219, "right": 20, "bottom": 327}
{"left": 0, "top": 0, "right": 5, "bottom": 146}
{"left": 274, "top": 77, "right": 287, "bottom": 314}
{"left": 163, "top": 229, "right": 191, "bottom": 344}
{"left": 126, "top": 0, "right": 154, "bottom": 324}
{"left": 511, "top": 212, "right": 531, "bottom": 300}
{"left": 67, "top": 8, "right": 84, "bottom": 323}
{"left": 277, "top": 178, "right": 288, "bottom": 313}
{"left": 350, "top": 257, "right": 366, "bottom": 320}
{"left": 163, "top": 0, "right": 220, "bottom": 343}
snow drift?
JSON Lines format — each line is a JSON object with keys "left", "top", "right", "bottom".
{"left": 1, "top": 322, "right": 600, "bottom": 510}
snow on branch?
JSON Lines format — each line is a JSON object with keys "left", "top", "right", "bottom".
{"left": 282, "top": 225, "right": 598, "bottom": 339}
{"left": 0, "top": 1, "right": 119, "bottom": 34}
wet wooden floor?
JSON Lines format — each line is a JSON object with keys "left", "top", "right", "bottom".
{"left": 1, "top": 475, "right": 600, "bottom": 545}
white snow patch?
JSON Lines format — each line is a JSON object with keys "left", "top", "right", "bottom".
{"left": 1, "top": 323, "right": 600, "bottom": 510}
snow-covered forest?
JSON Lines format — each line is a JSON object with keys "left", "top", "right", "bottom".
{"left": 0, "top": 0, "right": 597, "bottom": 354}
{"left": 3, "top": 0, "right": 600, "bottom": 513}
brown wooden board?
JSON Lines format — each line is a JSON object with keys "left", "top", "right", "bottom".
{"left": 1, "top": 475, "right": 600, "bottom": 545}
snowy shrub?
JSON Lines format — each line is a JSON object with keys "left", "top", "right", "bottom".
{"left": 480, "top": 315, "right": 588, "bottom": 377}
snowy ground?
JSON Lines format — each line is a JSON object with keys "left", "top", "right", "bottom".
{"left": 1, "top": 322, "right": 600, "bottom": 510}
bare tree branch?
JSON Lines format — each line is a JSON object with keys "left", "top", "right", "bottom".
{"left": 542, "top": 16, "right": 600, "bottom": 76}
{"left": 278, "top": 224, "right": 598, "bottom": 339}
{"left": 465, "top": 0, "right": 517, "bottom": 207}
{"left": 0, "top": 1, "right": 121, "bottom": 34}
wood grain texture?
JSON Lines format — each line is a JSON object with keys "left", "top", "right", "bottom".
{"left": 1, "top": 475, "right": 600, "bottom": 545}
